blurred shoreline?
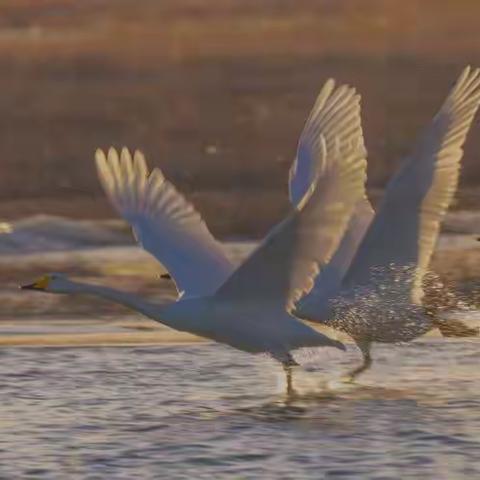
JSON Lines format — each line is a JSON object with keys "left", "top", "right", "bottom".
{"left": 0, "top": 187, "right": 480, "bottom": 237}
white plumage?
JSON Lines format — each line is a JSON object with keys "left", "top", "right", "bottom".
{"left": 215, "top": 137, "right": 366, "bottom": 313}
{"left": 289, "top": 80, "right": 375, "bottom": 297}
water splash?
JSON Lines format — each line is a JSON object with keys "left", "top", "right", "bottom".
{"left": 327, "top": 265, "right": 432, "bottom": 343}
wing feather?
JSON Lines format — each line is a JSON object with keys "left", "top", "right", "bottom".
{"left": 96, "top": 147, "right": 234, "bottom": 298}
{"left": 289, "top": 79, "right": 367, "bottom": 204}
{"left": 289, "top": 79, "right": 375, "bottom": 315}
{"left": 216, "top": 138, "right": 367, "bottom": 311}
{"left": 343, "top": 65, "right": 480, "bottom": 304}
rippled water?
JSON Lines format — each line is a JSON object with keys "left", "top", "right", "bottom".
{"left": 1, "top": 339, "right": 480, "bottom": 479}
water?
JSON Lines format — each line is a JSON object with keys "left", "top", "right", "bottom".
{"left": 1, "top": 339, "right": 480, "bottom": 479}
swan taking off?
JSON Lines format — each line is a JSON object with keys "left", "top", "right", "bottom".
{"left": 295, "top": 65, "right": 480, "bottom": 380}
{"left": 22, "top": 76, "right": 366, "bottom": 393}
{"left": 22, "top": 135, "right": 367, "bottom": 394}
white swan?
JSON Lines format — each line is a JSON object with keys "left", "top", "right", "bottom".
{"left": 21, "top": 136, "right": 367, "bottom": 394}
{"left": 294, "top": 65, "right": 480, "bottom": 380}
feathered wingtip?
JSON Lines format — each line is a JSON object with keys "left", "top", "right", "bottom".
{"left": 96, "top": 146, "right": 148, "bottom": 190}
{"left": 94, "top": 146, "right": 208, "bottom": 229}
{"left": 443, "top": 65, "right": 480, "bottom": 111}
{"left": 289, "top": 77, "right": 365, "bottom": 206}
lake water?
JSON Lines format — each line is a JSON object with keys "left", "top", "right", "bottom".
{"left": 1, "top": 338, "right": 480, "bottom": 479}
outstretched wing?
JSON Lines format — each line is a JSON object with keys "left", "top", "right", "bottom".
{"left": 343, "top": 65, "right": 480, "bottom": 304}
{"left": 215, "top": 138, "right": 367, "bottom": 311}
{"left": 289, "top": 79, "right": 375, "bottom": 291}
{"left": 95, "top": 148, "right": 234, "bottom": 298}
{"left": 289, "top": 78, "right": 365, "bottom": 204}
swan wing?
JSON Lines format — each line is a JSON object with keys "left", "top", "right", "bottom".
{"left": 343, "top": 65, "right": 480, "bottom": 304}
{"left": 294, "top": 198, "right": 374, "bottom": 319}
{"left": 289, "top": 79, "right": 375, "bottom": 290}
{"left": 289, "top": 78, "right": 365, "bottom": 205}
{"left": 216, "top": 138, "right": 367, "bottom": 311}
{"left": 95, "top": 148, "right": 234, "bottom": 297}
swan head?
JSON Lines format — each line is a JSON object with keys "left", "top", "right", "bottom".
{"left": 20, "top": 273, "right": 74, "bottom": 294}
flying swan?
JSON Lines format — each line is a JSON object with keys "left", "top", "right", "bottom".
{"left": 21, "top": 135, "right": 367, "bottom": 393}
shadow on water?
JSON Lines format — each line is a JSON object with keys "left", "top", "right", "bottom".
{"left": 227, "top": 381, "right": 421, "bottom": 423}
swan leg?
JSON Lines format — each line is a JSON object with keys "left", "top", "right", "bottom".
{"left": 280, "top": 352, "right": 298, "bottom": 395}
{"left": 344, "top": 340, "right": 372, "bottom": 383}
{"left": 283, "top": 363, "right": 294, "bottom": 395}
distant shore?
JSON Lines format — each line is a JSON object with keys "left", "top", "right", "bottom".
{"left": 0, "top": 189, "right": 479, "bottom": 237}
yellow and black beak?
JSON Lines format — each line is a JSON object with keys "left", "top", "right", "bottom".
{"left": 20, "top": 276, "right": 50, "bottom": 291}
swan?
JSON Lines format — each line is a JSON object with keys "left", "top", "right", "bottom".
{"left": 294, "top": 65, "right": 480, "bottom": 380}
{"left": 21, "top": 135, "right": 367, "bottom": 394}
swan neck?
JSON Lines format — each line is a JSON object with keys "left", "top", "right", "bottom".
{"left": 70, "top": 281, "right": 166, "bottom": 321}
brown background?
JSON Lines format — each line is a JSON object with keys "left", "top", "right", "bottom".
{"left": 1, "top": 0, "right": 479, "bottom": 235}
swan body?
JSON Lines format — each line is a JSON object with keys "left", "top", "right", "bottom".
{"left": 162, "top": 297, "right": 342, "bottom": 357}
{"left": 23, "top": 275, "right": 340, "bottom": 360}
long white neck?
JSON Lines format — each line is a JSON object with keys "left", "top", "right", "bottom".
{"left": 63, "top": 280, "right": 175, "bottom": 328}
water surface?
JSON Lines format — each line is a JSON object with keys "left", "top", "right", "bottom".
{"left": 1, "top": 339, "right": 479, "bottom": 479}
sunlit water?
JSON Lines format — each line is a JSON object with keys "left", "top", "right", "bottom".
{"left": 1, "top": 339, "right": 480, "bottom": 479}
